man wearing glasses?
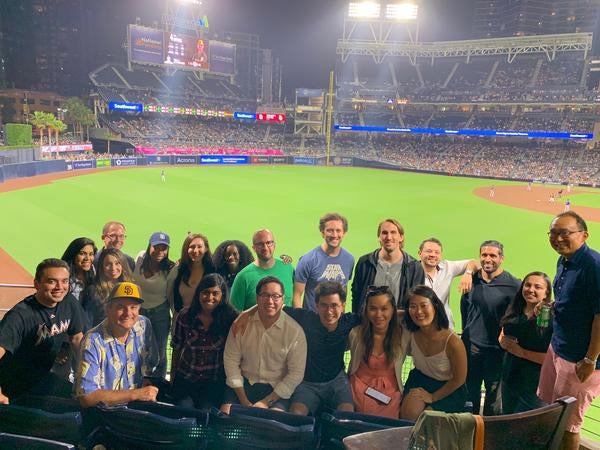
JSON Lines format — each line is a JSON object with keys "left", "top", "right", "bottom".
{"left": 94, "top": 221, "right": 135, "bottom": 271}
{"left": 230, "top": 229, "right": 294, "bottom": 311}
{"left": 538, "top": 212, "right": 600, "bottom": 450}
{"left": 222, "top": 276, "right": 307, "bottom": 412}
{"left": 232, "top": 281, "right": 360, "bottom": 415}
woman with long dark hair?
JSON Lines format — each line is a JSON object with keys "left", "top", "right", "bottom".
{"left": 170, "top": 273, "right": 238, "bottom": 408}
{"left": 167, "top": 233, "right": 215, "bottom": 313}
{"left": 134, "top": 232, "right": 175, "bottom": 378}
{"left": 82, "top": 248, "right": 134, "bottom": 328}
{"left": 499, "top": 271, "right": 553, "bottom": 414}
{"left": 348, "top": 285, "right": 409, "bottom": 418}
{"left": 212, "top": 240, "right": 254, "bottom": 288}
{"left": 401, "top": 285, "right": 467, "bottom": 421}
{"left": 61, "top": 237, "right": 97, "bottom": 301}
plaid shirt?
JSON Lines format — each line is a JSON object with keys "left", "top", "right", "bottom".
{"left": 171, "top": 308, "right": 227, "bottom": 382}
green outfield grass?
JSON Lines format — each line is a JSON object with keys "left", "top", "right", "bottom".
{"left": 557, "top": 193, "right": 600, "bottom": 209}
{"left": 1, "top": 165, "right": 600, "bottom": 437}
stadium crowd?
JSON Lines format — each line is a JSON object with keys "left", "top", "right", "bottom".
{"left": 0, "top": 211, "right": 598, "bottom": 450}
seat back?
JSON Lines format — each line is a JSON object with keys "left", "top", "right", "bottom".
{"left": 0, "top": 432, "right": 76, "bottom": 450}
{"left": 0, "top": 403, "right": 84, "bottom": 445}
{"left": 209, "top": 407, "right": 316, "bottom": 450}
{"left": 319, "top": 411, "right": 414, "bottom": 449}
{"left": 94, "top": 404, "right": 200, "bottom": 450}
{"left": 482, "top": 396, "right": 577, "bottom": 450}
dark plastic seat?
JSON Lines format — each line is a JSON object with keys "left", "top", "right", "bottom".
{"left": 0, "top": 432, "right": 76, "bottom": 450}
{"left": 481, "top": 396, "right": 577, "bottom": 450}
{"left": 209, "top": 407, "right": 316, "bottom": 450}
{"left": 93, "top": 403, "right": 202, "bottom": 450}
{"left": 0, "top": 403, "right": 84, "bottom": 445}
{"left": 319, "top": 410, "right": 414, "bottom": 449}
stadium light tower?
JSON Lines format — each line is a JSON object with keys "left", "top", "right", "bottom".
{"left": 340, "top": 1, "right": 421, "bottom": 63}
{"left": 164, "top": 0, "right": 207, "bottom": 38}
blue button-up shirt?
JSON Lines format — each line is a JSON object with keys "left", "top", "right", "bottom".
{"left": 76, "top": 315, "right": 158, "bottom": 396}
{"left": 552, "top": 243, "right": 600, "bottom": 369}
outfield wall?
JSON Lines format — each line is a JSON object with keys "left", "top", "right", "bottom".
{"left": 0, "top": 153, "right": 580, "bottom": 187}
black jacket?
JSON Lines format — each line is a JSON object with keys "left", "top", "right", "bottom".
{"left": 351, "top": 248, "right": 424, "bottom": 314}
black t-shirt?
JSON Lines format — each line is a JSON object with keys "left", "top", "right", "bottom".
{"left": 284, "top": 306, "right": 360, "bottom": 383}
{"left": 502, "top": 313, "right": 552, "bottom": 391}
{"left": 0, "top": 294, "right": 85, "bottom": 398}
{"left": 461, "top": 271, "right": 521, "bottom": 349}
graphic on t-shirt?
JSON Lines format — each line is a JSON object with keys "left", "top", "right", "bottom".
{"left": 320, "top": 264, "right": 347, "bottom": 281}
{"left": 35, "top": 319, "right": 70, "bottom": 345}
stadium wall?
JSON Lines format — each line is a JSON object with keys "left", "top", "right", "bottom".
{"left": 0, "top": 154, "right": 581, "bottom": 187}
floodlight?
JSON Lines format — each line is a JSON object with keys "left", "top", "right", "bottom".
{"left": 348, "top": 2, "right": 381, "bottom": 19}
{"left": 385, "top": 3, "right": 418, "bottom": 21}
{"left": 177, "top": 0, "right": 201, "bottom": 5}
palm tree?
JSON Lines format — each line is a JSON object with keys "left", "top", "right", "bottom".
{"left": 29, "top": 111, "right": 50, "bottom": 146}
{"left": 47, "top": 114, "right": 58, "bottom": 146}
{"left": 54, "top": 119, "right": 67, "bottom": 145}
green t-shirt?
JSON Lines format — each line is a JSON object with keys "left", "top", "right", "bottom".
{"left": 230, "top": 259, "right": 294, "bottom": 311}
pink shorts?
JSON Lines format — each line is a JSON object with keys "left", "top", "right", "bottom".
{"left": 537, "top": 344, "right": 600, "bottom": 433}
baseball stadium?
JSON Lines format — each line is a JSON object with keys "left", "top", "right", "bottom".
{"left": 1, "top": 0, "right": 600, "bottom": 448}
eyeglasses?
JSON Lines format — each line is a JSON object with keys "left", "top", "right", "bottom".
{"left": 258, "top": 293, "right": 283, "bottom": 301}
{"left": 547, "top": 229, "right": 584, "bottom": 239}
{"left": 317, "top": 303, "right": 343, "bottom": 311}
{"left": 253, "top": 241, "right": 275, "bottom": 247}
{"left": 107, "top": 234, "right": 127, "bottom": 240}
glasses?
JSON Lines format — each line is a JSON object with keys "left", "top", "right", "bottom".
{"left": 253, "top": 241, "right": 275, "bottom": 247}
{"left": 317, "top": 303, "right": 343, "bottom": 311}
{"left": 107, "top": 234, "right": 127, "bottom": 240}
{"left": 547, "top": 229, "right": 584, "bottom": 239}
{"left": 258, "top": 293, "right": 283, "bottom": 301}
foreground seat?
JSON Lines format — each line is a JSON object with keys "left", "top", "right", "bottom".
{"left": 209, "top": 406, "right": 316, "bottom": 449}
{"left": 0, "top": 432, "right": 76, "bottom": 450}
{"left": 319, "top": 410, "right": 413, "bottom": 449}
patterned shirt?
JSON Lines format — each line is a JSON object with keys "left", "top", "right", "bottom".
{"left": 75, "top": 315, "right": 158, "bottom": 396}
{"left": 171, "top": 308, "right": 228, "bottom": 382}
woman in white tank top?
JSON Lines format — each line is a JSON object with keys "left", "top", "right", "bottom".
{"left": 401, "top": 285, "right": 468, "bottom": 421}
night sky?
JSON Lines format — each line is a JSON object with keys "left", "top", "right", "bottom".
{"left": 102, "top": 0, "right": 474, "bottom": 98}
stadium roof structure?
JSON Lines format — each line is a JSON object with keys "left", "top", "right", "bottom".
{"left": 337, "top": 32, "right": 593, "bottom": 64}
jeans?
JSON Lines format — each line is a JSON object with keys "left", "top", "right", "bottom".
{"left": 141, "top": 301, "right": 171, "bottom": 378}
{"left": 465, "top": 341, "right": 503, "bottom": 415}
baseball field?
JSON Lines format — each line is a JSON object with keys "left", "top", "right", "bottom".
{"left": 0, "top": 164, "right": 599, "bottom": 436}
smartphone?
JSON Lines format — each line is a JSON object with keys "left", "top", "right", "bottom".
{"left": 365, "top": 387, "right": 392, "bottom": 405}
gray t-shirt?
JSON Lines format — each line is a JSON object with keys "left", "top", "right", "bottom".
{"left": 374, "top": 258, "right": 403, "bottom": 302}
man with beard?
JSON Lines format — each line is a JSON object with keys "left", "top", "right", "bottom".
{"left": 351, "top": 218, "right": 423, "bottom": 313}
{"left": 460, "top": 240, "right": 520, "bottom": 415}
{"left": 230, "top": 229, "right": 294, "bottom": 310}
{"left": 293, "top": 213, "right": 355, "bottom": 312}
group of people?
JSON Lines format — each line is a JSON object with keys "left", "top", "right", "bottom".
{"left": 0, "top": 211, "right": 598, "bottom": 450}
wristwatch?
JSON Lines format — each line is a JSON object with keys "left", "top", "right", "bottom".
{"left": 583, "top": 356, "right": 597, "bottom": 365}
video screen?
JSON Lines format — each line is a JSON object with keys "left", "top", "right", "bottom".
{"left": 129, "top": 25, "right": 165, "bottom": 65}
{"left": 164, "top": 34, "right": 209, "bottom": 70}
{"left": 209, "top": 41, "right": 236, "bottom": 75}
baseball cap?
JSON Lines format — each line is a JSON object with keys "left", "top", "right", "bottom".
{"left": 149, "top": 232, "right": 170, "bottom": 247}
{"left": 108, "top": 282, "right": 144, "bottom": 303}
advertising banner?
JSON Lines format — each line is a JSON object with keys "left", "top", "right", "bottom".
{"left": 251, "top": 156, "right": 270, "bottom": 164}
{"left": 40, "top": 144, "right": 93, "bottom": 154}
{"left": 108, "top": 102, "right": 143, "bottom": 113}
{"left": 72, "top": 160, "right": 96, "bottom": 170}
{"left": 331, "top": 156, "right": 354, "bottom": 166}
{"left": 200, "top": 156, "right": 249, "bottom": 165}
{"left": 209, "top": 40, "right": 235, "bottom": 74}
{"left": 96, "top": 158, "right": 111, "bottom": 168}
{"left": 146, "top": 155, "right": 172, "bottom": 165}
{"left": 271, "top": 156, "right": 287, "bottom": 164}
{"left": 293, "top": 157, "right": 316, "bottom": 165}
{"left": 129, "top": 25, "right": 165, "bottom": 65}
{"left": 174, "top": 155, "right": 199, "bottom": 165}
{"left": 112, "top": 158, "right": 138, "bottom": 167}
